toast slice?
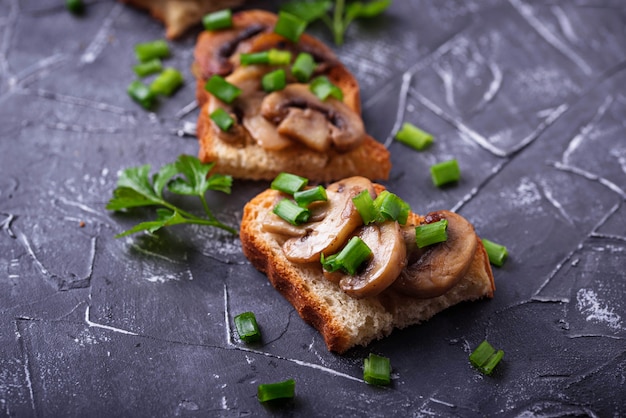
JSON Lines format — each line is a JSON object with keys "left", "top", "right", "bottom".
{"left": 240, "top": 179, "right": 495, "bottom": 353}
{"left": 193, "top": 9, "right": 391, "bottom": 182}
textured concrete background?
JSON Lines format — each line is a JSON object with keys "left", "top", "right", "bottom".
{"left": 1, "top": 0, "right": 625, "bottom": 416}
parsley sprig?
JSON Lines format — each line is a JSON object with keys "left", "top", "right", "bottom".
{"left": 281, "top": 0, "right": 392, "bottom": 45}
{"left": 107, "top": 155, "right": 237, "bottom": 237}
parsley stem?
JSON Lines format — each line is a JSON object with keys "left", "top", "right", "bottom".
{"left": 334, "top": 0, "right": 345, "bottom": 45}
{"left": 160, "top": 200, "right": 234, "bottom": 234}
{"left": 200, "top": 194, "right": 217, "bottom": 222}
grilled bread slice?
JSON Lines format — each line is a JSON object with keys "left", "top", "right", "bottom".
{"left": 240, "top": 178, "right": 496, "bottom": 353}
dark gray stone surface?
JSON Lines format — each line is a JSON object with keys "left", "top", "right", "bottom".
{"left": 1, "top": 0, "right": 625, "bottom": 416}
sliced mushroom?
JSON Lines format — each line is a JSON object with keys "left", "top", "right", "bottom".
{"left": 277, "top": 108, "right": 330, "bottom": 152}
{"left": 262, "top": 197, "right": 331, "bottom": 237}
{"left": 331, "top": 221, "right": 407, "bottom": 299}
{"left": 282, "top": 177, "right": 375, "bottom": 263}
{"left": 260, "top": 84, "right": 365, "bottom": 152}
{"left": 392, "top": 210, "right": 478, "bottom": 299}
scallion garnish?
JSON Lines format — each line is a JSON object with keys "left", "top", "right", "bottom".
{"left": 202, "top": 9, "right": 233, "bottom": 31}
{"left": 234, "top": 311, "right": 261, "bottom": 343}
{"left": 469, "top": 340, "right": 504, "bottom": 375}
{"left": 482, "top": 238, "right": 508, "bottom": 267}
{"left": 210, "top": 108, "right": 234, "bottom": 132}
{"left": 127, "top": 80, "right": 156, "bottom": 110}
{"left": 257, "top": 379, "right": 296, "bottom": 402}
{"left": 204, "top": 75, "right": 242, "bottom": 104}
{"left": 274, "top": 11, "right": 307, "bottom": 43}
{"left": 132, "top": 58, "right": 163, "bottom": 77}
{"left": 352, "top": 190, "right": 378, "bottom": 224}
{"left": 270, "top": 172, "right": 308, "bottom": 195}
{"left": 273, "top": 199, "right": 311, "bottom": 225}
{"left": 291, "top": 52, "right": 315, "bottom": 82}
{"left": 395, "top": 122, "right": 434, "bottom": 151}
{"left": 149, "top": 68, "right": 184, "bottom": 96}
{"left": 66, "top": 0, "right": 84, "bottom": 15}
{"left": 430, "top": 159, "right": 460, "bottom": 187}
{"left": 262, "top": 69, "right": 287, "bottom": 92}
{"left": 294, "top": 185, "right": 327, "bottom": 207}
{"left": 373, "top": 191, "right": 410, "bottom": 225}
{"left": 321, "top": 236, "right": 372, "bottom": 275}
{"left": 415, "top": 219, "right": 448, "bottom": 248}
{"left": 310, "top": 76, "right": 343, "bottom": 101}
{"left": 268, "top": 49, "right": 293, "bottom": 65}
{"left": 134, "top": 40, "right": 170, "bottom": 63}
{"left": 363, "top": 353, "right": 391, "bottom": 386}
{"left": 240, "top": 49, "right": 292, "bottom": 66}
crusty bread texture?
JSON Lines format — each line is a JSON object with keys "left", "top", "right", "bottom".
{"left": 193, "top": 9, "right": 391, "bottom": 182}
{"left": 240, "top": 184, "right": 496, "bottom": 354}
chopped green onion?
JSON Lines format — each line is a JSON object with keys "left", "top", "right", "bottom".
{"left": 274, "top": 11, "right": 307, "bottom": 43}
{"left": 210, "top": 108, "right": 234, "bottom": 132}
{"left": 257, "top": 379, "right": 296, "bottom": 402}
{"left": 149, "top": 68, "right": 184, "bottom": 96}
{"left": 291, "top": 52, "right": 315, "bottom": 82}
{"left": 205, "top": 75, "right": 242, "bottom": 104}
{"left": 415, "top": 219, "right": 448, "bottom": 248}
{"left": 262, "top": 69, "right": 287, "bottom": 92}
{"left": 127, "top": 80, "right": 156, "bottom": 110}
{"left": 132, "top": 58, "right": 163, "bottom": 77}
{"left": 310, "top": 76, "right": 343, "bottom": 101}
{"left": 268, "top": 49, "right": 292, "bottom": 65}
{"left": 321, "top": 236, "right": 372, "bottom": 275}
{"left": 363, "top": 353, "right": 391, "bottom": 386}
{"left": 373, "top": 191, "right": 410, "bottom": 225}
{"left": 270, "top": 172, "right": 308, "bottom": 195}
{"left": 273, "top": 199, "right": 311, "bottom": 225}
{"left": 430, "top": 159, "right": 460, "bottom": 187}
{"left": 352, "top": 190, "right": 378, "bottom": 224}
{"left": 469, "top": 340, "right": 504, "bottom": 375}
{"left": 234, "top": 311, "right": 261, "bottom": 343}
{"left": 66, "top": 0, "right": 84, "bottom": 14}
{"left": 134, "top": 40, "right": 169, "bottom": 63}
{"left": 395, "top": 122, "right": 434, "bottom": 151}
{"left": 294, "top": 185, "right": 327, "bottom": 207}
{"left": 240, "top": 49, "right": 292, "bottom": 66}
{"left": 202, "top": 9, "right": 233, "bottom": 31}
{"left": 482, "top": 238, "right": 508, "bottom": 267}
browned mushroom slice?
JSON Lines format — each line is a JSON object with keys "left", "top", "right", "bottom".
{"left": 392, "top": 210, "right": 478, "bottom": 299}
{"left": 260, "top": 84, "right": 365, "bottom": 152}
{"left": 262, "top": 197, "right": 330, "bottom": 237}
{"left": 282, "top": 177, "right": 375, "bottom": 263}
{"left": 335, "top": 221, "right": 407, "bottom": 299}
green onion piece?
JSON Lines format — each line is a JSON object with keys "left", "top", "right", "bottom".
{"left": 294, "top": 185, "right": 327, "bottom": 207}
{"left": 66, "top": 0, "right": 84, "bottom": 14}
{"left": 395, "top": 122, "right": 434, "bottom": 151}
{"left": 310, "top": 76, "right": 343, "bottom": 101}
{"left": 240, "top": 51, "right": 270, "bottom": 65}
{"left": 482, "top": 238, "right": 508, "bottom": 267}
{"left": 363, "top": 353, "right": 391, "bottom": 386}
{"left": 132, "top": 58, "right": 163, "bottom": 77}
{"left": 149, "top": 68, "right": 184, "bottom": 96}
{"left": 205, "top": 75, "right": 242, "bottom": 104}
{"left": 415, "top": 219, "right": 448, "bottom": 248}
{"left": 134, "top": 40, "right": 169, "bottom": 63}
{"left": 210, "top": 108, "right": 234, "bottom": 132}
{"left": 202, "top": 9, "right": 233, "bottom": 31}
{"left": 273, "top": 199, "right": 311, "bottom": 225}
{"left": 430, "top": 159, "right": 460, "bottom": 187}
{"left": 321, "top": 236, "right": 372, "bottom": 275}
{"left": 270, "top": 172, "right": 308, "bottom": 195}
{"left": 373, "top": 191, "right": 411, "bottom": 225}
{"left": 234, "top": 311, "right": 261, "bottom": 343}
{"left": 127, "top": 80, "right": 156, "bottom": 110}
{"left": 268, "top": 49, "right": 292, "bottom": 65}
{"left": 262, "top": 69, "right": 287, "bottom": 92}
{"left": 257, "top": 379, "right": 296, "bottom": 402}
{"left": 274, "top": 11, "right": 307, "bottom": 43}
{"left": 352, "top": 190, "right": 378, "bottom": 225}
{"left": 291, "top": 52, "right": 315, "bottom": 82}
{"left": 469, "top": 340, "right": 504, "bottom": 375}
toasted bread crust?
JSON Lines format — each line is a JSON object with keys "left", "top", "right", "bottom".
{"left": 240, "top": 187, "right": 496, "bottom": 353}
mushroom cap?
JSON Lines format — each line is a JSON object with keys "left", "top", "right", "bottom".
{"left": 392, "top": 210, "right": 478, "bottom": 298}
{"left": 282, "top": 177, "right": 375, "bottom": 263}
{"left": 337, "top": 221, "right": 407, "bottom": 299}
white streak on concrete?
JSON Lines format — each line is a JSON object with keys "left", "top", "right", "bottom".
{"left": 84, "top": 306, "right": 138, "bottom": 336}
{"left": 80, "top": 3, "right": 124, "bottom": 64}
{"left": 563, "top": 96, "right": 613, "bottom": 164}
